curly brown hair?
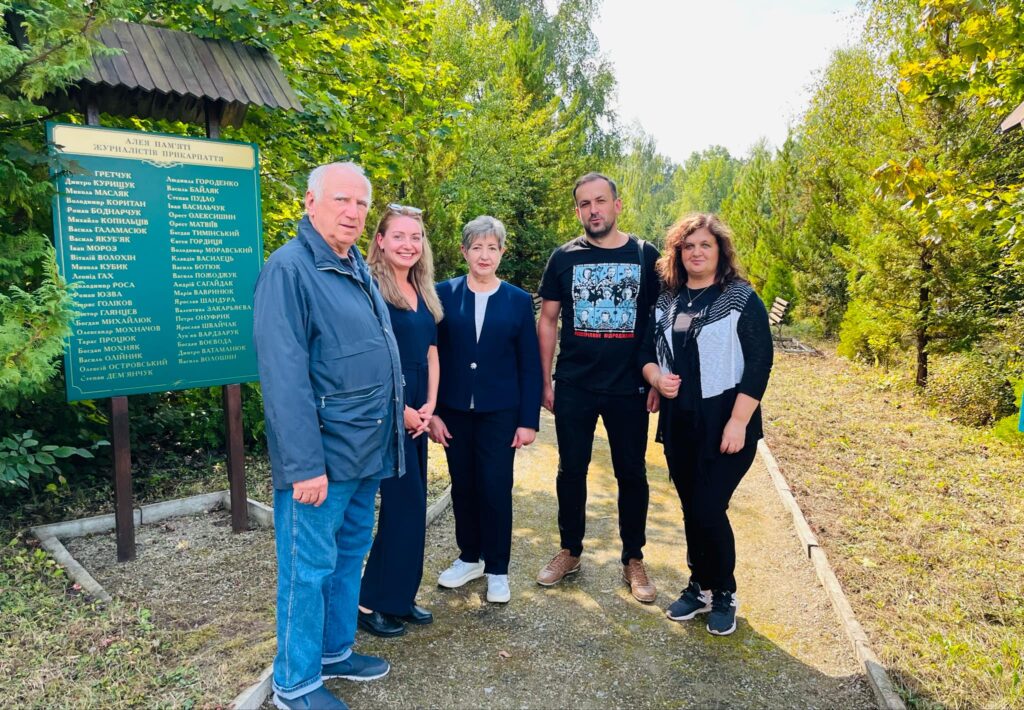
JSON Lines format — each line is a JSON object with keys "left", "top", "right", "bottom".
{"left": 656, "top": 212, "right": 745, "bottom": 293}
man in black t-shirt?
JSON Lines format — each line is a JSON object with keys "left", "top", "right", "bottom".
{"left": 535, "top": 172, "right": 660, "bottom": 603}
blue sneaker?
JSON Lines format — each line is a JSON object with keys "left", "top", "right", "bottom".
{"left": 707, "top": 590, "right": 738, "bottom": 636}
{"left": 666, "top": 580, "right": 712, "bottom": 621}
{"left": 273, "top": 685, "right": 349, "bottom": 710}
{"left": 322, "top": 651, "right": 390, "bottom": 681}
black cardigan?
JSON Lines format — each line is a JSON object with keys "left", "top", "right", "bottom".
{"left": 638, "top": 280, "right": 773, "bottom": 460}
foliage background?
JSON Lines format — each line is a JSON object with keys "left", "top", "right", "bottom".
{"left": 2, "top": 0, "right": 1021, "bottom": 492}
{"left": 0, "top": 0, "right": 617, "bottom": 492}
{"left": 2, "top": 0, "right": 1024, "bottom": 706}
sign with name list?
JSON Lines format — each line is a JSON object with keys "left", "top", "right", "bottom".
{"left": 48, "top": 122, "right": 263, "bottom": 401}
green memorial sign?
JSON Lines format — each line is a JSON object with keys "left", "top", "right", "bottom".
{"left": 48, "top": 123, "right": 263, "bottom": 401}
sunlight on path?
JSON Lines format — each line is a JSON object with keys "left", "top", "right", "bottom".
{"left": 321, "top": 413, "right": 874, "bottom": 708}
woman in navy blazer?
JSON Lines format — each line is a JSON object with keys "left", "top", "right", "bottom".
{"left": 429, "top": 215, "right": 542, "bottom": 604}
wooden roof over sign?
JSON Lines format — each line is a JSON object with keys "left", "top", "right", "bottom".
{"left": 42, "top": 21, "right": 302, "bottom": 127}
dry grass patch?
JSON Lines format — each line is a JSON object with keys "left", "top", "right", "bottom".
{"left": 0, "top": 536, "right": 208, "bottom": 708}
{"left": 426, "top": 440, "right": 450, "bottom": 503}
{"left": 763, "top": 346, "right": 1024, "bottom": 709}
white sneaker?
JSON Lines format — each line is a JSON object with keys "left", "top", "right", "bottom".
{"left": 438, "top": 558, "right": 485, "bottom": 588}
{"left": 486, "top": 573, "right": 511, "bottom": 603}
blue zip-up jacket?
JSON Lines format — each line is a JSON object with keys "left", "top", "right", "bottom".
{"left": 253, "top": 216, "right": 405, "bottom": 490}
{"left": 436, "top": 276, "right": 542, "bottom": 430}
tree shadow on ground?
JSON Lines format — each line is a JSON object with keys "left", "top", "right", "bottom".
{"left": 340, "top": 420, "right": 876, "bottom": 709}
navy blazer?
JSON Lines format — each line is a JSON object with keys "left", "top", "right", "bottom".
{"left": 436, "top": 277, "right": 542, "bottom": 430}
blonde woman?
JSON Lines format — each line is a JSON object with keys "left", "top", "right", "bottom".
{"left": 358, "top": 204, "right": 443, "bottom": 637}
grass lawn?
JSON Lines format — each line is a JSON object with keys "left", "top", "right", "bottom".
{"left": 0, "top": 539, "right": 211, "bottom": 707}
{"left": 762, "top": 345, "right": 1024, "bottom": 709}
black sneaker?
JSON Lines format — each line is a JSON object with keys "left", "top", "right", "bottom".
{"left": 322, "top": 651, "right": 390, "bottom": 681}
{"left": 666, "top": 581, "right": 712, "bottom": 621}
{"left": 707, "top": 590, "right": 737, "bottom": 636}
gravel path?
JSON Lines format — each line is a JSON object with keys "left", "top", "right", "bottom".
{"left": 334, "top": 412, "right": 874, "bottom": 709}
{"left": 61, "top": 409, "right": 874, "bottom": 707}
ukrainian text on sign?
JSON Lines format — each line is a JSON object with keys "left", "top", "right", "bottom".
{"left": 49, "top": 123, "right": 263, "bottom": 401}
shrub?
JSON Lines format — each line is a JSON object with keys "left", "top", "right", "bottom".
{"left": 0, "top": 430, "right": 106, "bottom": 492}
{"left": 992, "top": 413, "right": 1024, "bottom": 446}
{"left": 0, "top": 248, "right": 75, "bottom": 410}
{"left": 126, "top": 384, "right": 266, "bottom": 454}
{"left": 837, "top": 298, "right": 905, "bottom": 366}
{"left": 925, "top": 352, "right": 1016, "bottom": 426}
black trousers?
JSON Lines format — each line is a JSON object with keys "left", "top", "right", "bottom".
{"left": 553, "top": 381, "right": 650, "bottom": 564}
{"left": 359, "top": 425, "right": 427, "bottom": 615}
{"left": 665, "top": 410, "right": 757, "bottom": 593}
{"left": 440, "top": 405, "right": 518, "bottom": 575}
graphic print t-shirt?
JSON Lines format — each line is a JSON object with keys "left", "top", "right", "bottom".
{"left": 538, "top": 235, "right": 659, "bottom": 395}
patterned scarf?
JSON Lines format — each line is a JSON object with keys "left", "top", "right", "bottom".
{"left": 653, "top": 280, "right": 755, "bottom": 373}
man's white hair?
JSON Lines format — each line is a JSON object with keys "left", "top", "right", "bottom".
{"left": 307, "top": 162, "right": 373, "bottom": 203}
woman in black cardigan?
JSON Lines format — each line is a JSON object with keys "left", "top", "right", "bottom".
{"left": 639, "top": 212, "right": 772, "bottom": 637}
{"left": 428, "top": 215, "right": 542, "bottom": 604}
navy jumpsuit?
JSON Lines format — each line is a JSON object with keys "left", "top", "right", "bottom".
{"left": 359, "top": 293, "right": 436, "bottom": 614}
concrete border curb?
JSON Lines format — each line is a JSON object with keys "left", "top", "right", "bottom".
{"left": 228, "top": 484, "right": 453, "bottom": 709}
{"left": 758, "top": 440, "right": 906, "bottom": 710}
{"left": 30, "top": 491, "right": 270, "bottom": 605}
{"left": 425, "top": 484, "right": 453, "bottom": 527}
{"left": 34, "top": 533, "right": 113, "bottom": 603}
{"left": 230, "top": 664, "right": 274, "bottom": 710}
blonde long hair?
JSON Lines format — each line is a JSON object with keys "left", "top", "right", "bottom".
{"left": 367, "top": 210, "right": 443, "bottom": 323}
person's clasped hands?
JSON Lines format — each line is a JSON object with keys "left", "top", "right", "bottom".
{"left": 404, "top": 403, "right": 433, "bottom": 438}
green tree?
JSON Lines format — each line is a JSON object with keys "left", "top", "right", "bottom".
{"left": 791, "top": 47, "right": 901, "bottom": 339}
{"left": 140, "top": 0, "right": 458, "bottom": 252}
{"left": 401, "top": 0, "right": 611, "bottom": 290}
{"left": 615, "top": 128, "right": 678, "bottom": 243}
{"left": 867, "top": 0, "right": 1022, "bottom": 385}
{"left": 489, "top": 0, "right": 619, "bottom": 159}
{"left": 720, "top": 139, "right": 799, "bottom": 295}
{"left": 672, "top": 145, "right": 739, "bottom": 215}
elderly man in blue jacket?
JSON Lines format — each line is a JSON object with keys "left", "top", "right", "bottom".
{"left": 254, "top": 162, "right": 405, "bottom": 710}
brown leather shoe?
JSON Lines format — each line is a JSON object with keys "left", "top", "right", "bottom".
{"left": 536, "top": 549, "right": 581, "bottom": 586}
{"left": 622, "top": 559, "right": 657, "bottom": 603}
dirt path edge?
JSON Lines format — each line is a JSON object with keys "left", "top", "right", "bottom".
{"left": 757, "top": 440, "right": 906, "bottom": 710}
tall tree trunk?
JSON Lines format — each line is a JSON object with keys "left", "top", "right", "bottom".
{"left": 915, "top": 246, "right": 932, "bottom": 388}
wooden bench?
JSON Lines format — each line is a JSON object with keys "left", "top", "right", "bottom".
{"left": 769, "top": 296, "right": 789, "bottom": 340}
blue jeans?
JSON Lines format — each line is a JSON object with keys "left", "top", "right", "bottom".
{"left": 272, "top": 477, "right": 381, "bottom": 699}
